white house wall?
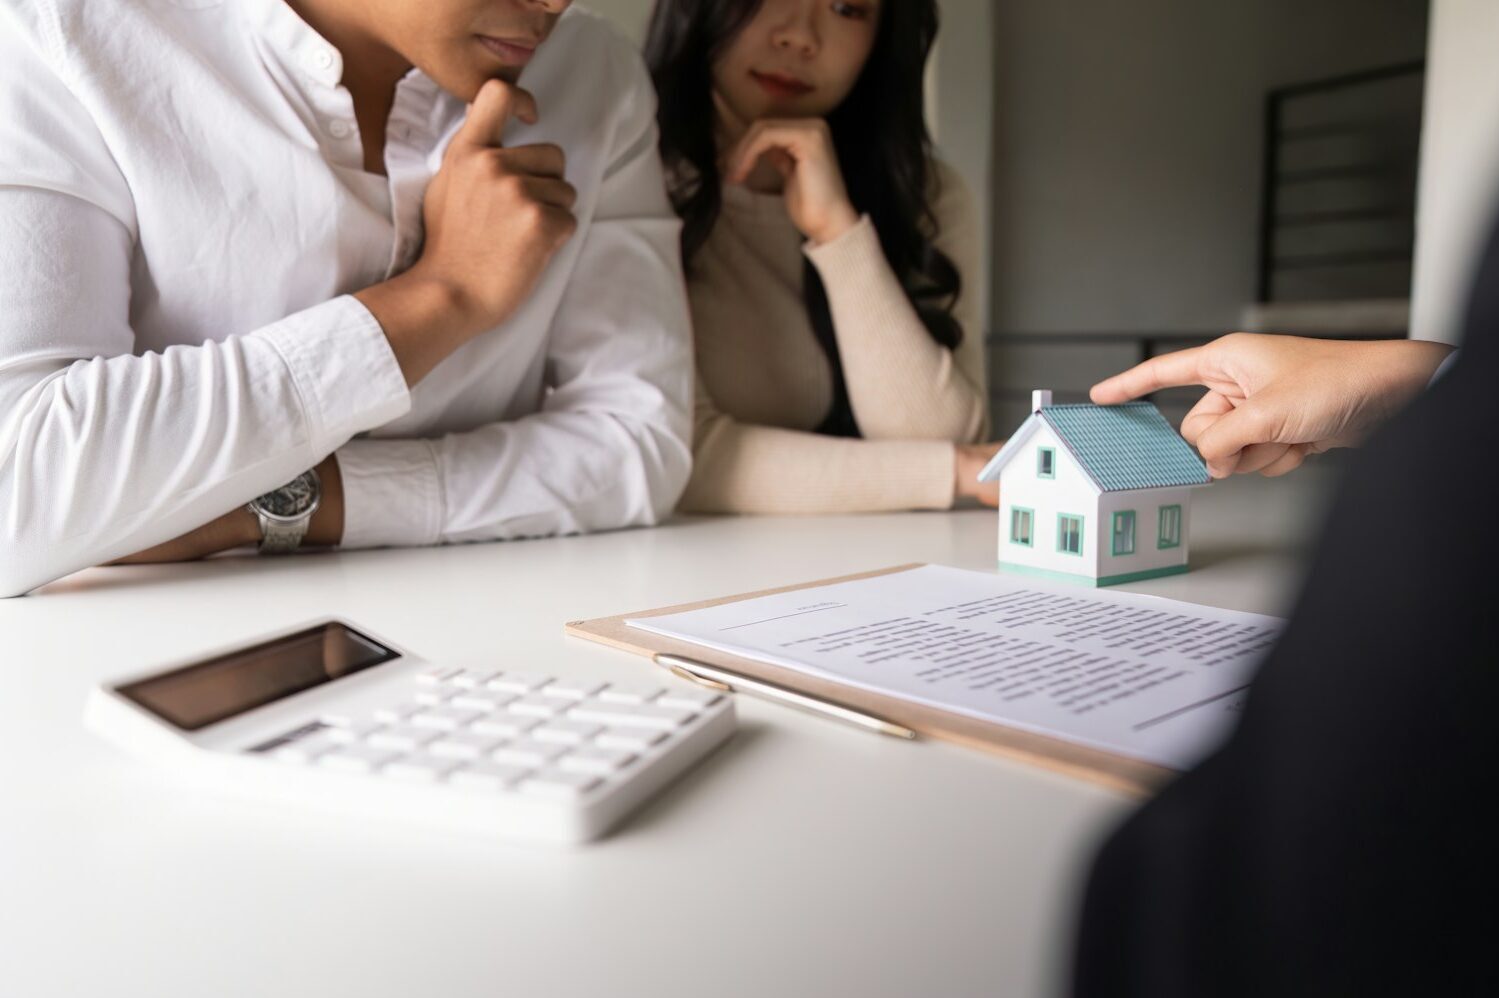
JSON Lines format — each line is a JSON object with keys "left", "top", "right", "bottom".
{"left": 996, "top": 424, "right": 1101, "bottom": 576}
{"left": 1094, "top": 487, "right": 1196, "bottom": 580}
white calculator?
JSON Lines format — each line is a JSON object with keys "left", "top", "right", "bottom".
{"left": 85, "top": 619, "right": 736, "bottom": 844}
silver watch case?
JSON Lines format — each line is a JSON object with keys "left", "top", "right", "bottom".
{"left": 247, "top": 469, "right": 321, "bottom": 554}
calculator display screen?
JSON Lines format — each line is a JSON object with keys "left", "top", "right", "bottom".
{"left": 116, "top": 623, "right": 399, "bottom": 731}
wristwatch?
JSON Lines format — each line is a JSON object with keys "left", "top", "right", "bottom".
{"left": 246, "top": 469, "right": 321, "bottom": 554}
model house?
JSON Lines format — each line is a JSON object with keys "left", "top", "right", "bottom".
{"left": 977, "top": 390, "right": 1212, "bottom": 586}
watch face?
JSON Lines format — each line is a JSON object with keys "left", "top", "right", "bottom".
{"left": 255, "top": 471, "right": 319, "bottom": 521}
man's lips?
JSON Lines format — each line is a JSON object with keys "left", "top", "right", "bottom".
{"left": 750, "top": 70, "right": 813, "bottom": 99}
{"left": 477, "top": 35, "right": 539, "bottom": 66}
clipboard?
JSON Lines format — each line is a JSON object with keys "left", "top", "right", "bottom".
{"left": 566, "top": 563, "right": 1173, "bottom": 796}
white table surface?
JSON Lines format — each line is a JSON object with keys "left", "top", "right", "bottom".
{"left": 0, "top": 469, "right": 1336, "bottom": 998}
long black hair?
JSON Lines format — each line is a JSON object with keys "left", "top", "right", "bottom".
{"left": 644, "top": 0, "right": 963, "bottom": 437}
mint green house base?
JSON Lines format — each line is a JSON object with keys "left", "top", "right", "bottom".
{"left": 999, "top": 562, "right": 1190, "bottom": 588}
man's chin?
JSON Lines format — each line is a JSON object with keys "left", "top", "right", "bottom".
{"left": 426, "top": 63, "right": 522, "bottom": 104}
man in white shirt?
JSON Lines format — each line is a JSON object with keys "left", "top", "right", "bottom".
{"left": 0, "top": 0, "right": 693, "bottom": 597}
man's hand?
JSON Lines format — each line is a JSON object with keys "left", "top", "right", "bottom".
{"left": 356, "top": 79, "right": 578, "bottom": 386}
{"left": 1091, "top": 334, "right": 1454, "bottom": 478}
{"left": 955, "top": 441, "right": 1004, "bottom": 507}
{"left": 108, "top": 456, "right": 345, "bottom": 564}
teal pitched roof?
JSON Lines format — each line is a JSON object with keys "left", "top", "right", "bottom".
{"left": 1041, "top": 402, "right": 1210, "bottom": 492}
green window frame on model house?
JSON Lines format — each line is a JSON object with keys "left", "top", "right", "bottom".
{"left": 1037, "top": 447, "right": 1056, "bottom": 479}
{"left": 1057, "top": 513, "right": 1084, "bottom": 556}
{"left": 1158, "top": 504, "right": 1182, "bottom": 549}
{"left": 1010, "top": 506, "right": 1034, "bottom": 547}
{"left": 1111, "top": 510, "right": 1136, "bottom": 556}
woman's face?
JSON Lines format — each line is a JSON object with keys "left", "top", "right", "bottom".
{"left": 712, "top": 0, "right": 881, "bottom": 128}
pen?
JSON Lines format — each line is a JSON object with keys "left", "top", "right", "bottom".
{"left": 653, "top": 653, "right": 917, "bottom": 740}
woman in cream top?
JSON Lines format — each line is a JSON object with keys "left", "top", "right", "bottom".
{"left": 645, "top": 0, "right": 998, "bottom": 514}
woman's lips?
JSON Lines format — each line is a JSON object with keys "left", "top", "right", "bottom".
{"left": 477, "top": 35, "right": 538, "bottom": 66}
{"left": 750, "top": 70, "right": 813, "bottom": 99}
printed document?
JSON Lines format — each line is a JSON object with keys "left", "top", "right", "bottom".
{"left": 628, "top": 565, "right": 1284, "bottom": 769}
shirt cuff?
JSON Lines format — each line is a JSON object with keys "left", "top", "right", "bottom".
{"left": 912, "top": 440, "right": 959, "bottom": 511}
{"left": 256, "top": 295, "right": 410, "bottom": 455}
{"left": 335, "top": 437, "right": 446, "bottom": 549}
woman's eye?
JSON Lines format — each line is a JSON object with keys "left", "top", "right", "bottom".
{"left": 831, "top": 1, "right": 871, "bottom": 20}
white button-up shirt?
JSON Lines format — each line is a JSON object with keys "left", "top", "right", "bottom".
{"left": 0, "top": 0, "right": 693, "bottom": 597}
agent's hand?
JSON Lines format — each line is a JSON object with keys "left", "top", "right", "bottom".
{"left": 1091, "top": 334, "right": 1454, "bottom": 478}
{"left": 724, "top": 115, "right": 859, "bottom": 246}
{"left": 357, "top": 79, "right": 577, "bottom": 385}
{"left": 955, "top": 442, "right": 1004, "bottom": 507}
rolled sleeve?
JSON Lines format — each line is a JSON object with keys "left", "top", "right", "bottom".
{"left": 255, "top": 295, "right": 411, "bottom": 455}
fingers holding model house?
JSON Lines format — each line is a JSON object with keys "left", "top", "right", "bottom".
{"left": 356, "top": 80, "right": 578, "bottom": 387}
{"left": 1090, "top": 333, "right": 1455, "bottom": 479}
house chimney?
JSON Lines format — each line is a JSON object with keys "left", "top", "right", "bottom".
{"left": 1032, "top": 389, "right": 1053, "bottom": 412}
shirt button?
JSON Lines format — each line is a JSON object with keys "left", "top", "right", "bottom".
{"left": 327, "top": 120, "right": 353, "bottom": 139}
{"left": 306, "top": 48, "right": 336, "bottom": 72}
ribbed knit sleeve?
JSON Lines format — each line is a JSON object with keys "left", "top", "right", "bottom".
{"left": 678, "top": 375, "right": 957, "bottom": 514}
{"left": 679, "top": 160, "right": 990, "bottom": 516}
{"left": 803, "top": 162, "right": 989, "bottom": 444}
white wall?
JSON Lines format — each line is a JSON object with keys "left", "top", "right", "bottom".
{"left": 1410, "top": 0, "right": 1499, "bottom": 344}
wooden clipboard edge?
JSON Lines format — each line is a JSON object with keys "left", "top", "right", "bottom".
{"left": 565, "top": 563, "right": 1173, "bottom": 797}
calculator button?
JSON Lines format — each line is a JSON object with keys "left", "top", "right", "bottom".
{"left": 324, "top": 720, "right": 383, "bottom": 744}
{"left": 542, "top": 679, "right": 604, "bottom": 700}
{"left": 531, "top": 720, "right": 603, "bottom": 745}
{"left": 427, "top": 732, "right": 506, "bottom": 760}
{"left": 558, "top": 746, "right": 636, "bottom": 775}
{"left": 520, "top": 769, "right": 600, "bottom": 799}
{"left": 415, "top": 667, "right": 461, "bottom": 686}
{"left": 492, "top": 739, "right": 568, "bottom": 767}
{"left": 594, "top": 727, "right": 668, "bottom": 752}
{"left": 384, "top": 755, "right": 461, "bottom": 783}
{"left": 568, "top": 701, "right": 697, "bottom": 731}
{"left": 450, "top": 669, "right": 499, "bottom": 689}
{"left": 449, "top": 692, "right": 512, "bottom": 713}
{"left": 470, "top": 714, "right": 541, "bottom": 738}
{"left": 270, "top": 733, "right": 340, "bottom": 765}
{"left": 508, "top": 695, "right": 565, "bottom": 718}
{"left": 597, "top": 684, "right": 663, "bottom": 705}
{"left": 657, "top": 688, "right": 723, "bottom": 711}
{"left": 409, "top": 707, "right": 483, "bottom": 731}
{"left": 318, "top": 745, "right": 398, "bottom": 773}
{"left": 486, "top": 672, "right": 552, "bottom": 694}
{"left": 373, "top": 703, "right": 421, "bottom": 725}
{"left": 450, "top": 762, "right": 533, "bottom": 791}
{"left": 366, "top": 725, "right": 441, "bottom": 752}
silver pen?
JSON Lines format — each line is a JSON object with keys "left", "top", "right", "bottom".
{"left": 653, "top": 653, "right": 917, "bottom": 740}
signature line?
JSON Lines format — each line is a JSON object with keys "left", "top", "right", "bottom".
{"left": 719, "top": 604, "right": 848, "bottom": 631}
{"left": 1132, "top": 685, "right": 1251, "bottom": 731}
